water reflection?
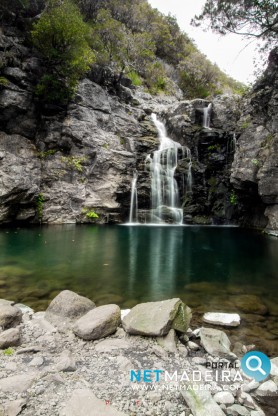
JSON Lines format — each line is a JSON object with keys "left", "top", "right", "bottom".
{"left": 0, "top": 225, "right": 277, "bottom": 306}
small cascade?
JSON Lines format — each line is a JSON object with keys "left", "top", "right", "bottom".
{"left": 149, "top": 114, "right": 183, "bottom": 224}
{"left": 186, "top": 147, "right": 192, "bottom": 194}
{"left": 232, "top": 133, "right": 237, "bottom": 151}
{"left": 129, "top": 171, "right": 138, "bottom": 223}
{"left": 203, "top": 103, "right": 212, "bottom": 128}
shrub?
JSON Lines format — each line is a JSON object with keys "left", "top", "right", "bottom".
{"left": 127, "top": 71, "right": 142, "bottom": 87}
{"left": 0, "top": 76, "right": 8, "bottom": 89}
{"left": 31, "top": 0, "right": 94, "bottom": 103}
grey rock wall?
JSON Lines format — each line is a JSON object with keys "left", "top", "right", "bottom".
{"left": 231, "top": 47, "right": 278, "bottom": 234}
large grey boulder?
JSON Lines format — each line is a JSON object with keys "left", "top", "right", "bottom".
{"left": 0, "top": 304, "right": 22, "bottom": 329}
{"left": 0, "top": 328, "right": 21, "bottom": 349}
{"left": 199, "top": 327, "right": 236, "bottom": 359}
{"left": 122, "top": 298, "right": 191, "bottom": 336}
{"left": 73, "top": 304, "right": 121, "bottom": 340}
{"left": 45, "top": 290, "right": 95, "bottom": 330}
{"left": 0, "top": 373, "right": 37, "bottom": 393}
{"left": 181, "top": 387, "right": 226, "bottom": 416}
{"left": 60, "top": 389, "right": 128, "bottom": 416}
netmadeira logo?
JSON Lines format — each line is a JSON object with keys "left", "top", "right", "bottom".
{"left": 241, "top": 351, "right": 271, "bottom": 382}
{"left": 129, "top": 351, "right": 272, "bottom": 389}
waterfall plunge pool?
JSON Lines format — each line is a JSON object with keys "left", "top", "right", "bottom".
{"left": 0, "top": 224, "right": 277, "bottom": 355}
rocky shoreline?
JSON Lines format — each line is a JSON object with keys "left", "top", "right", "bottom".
{"left": 0, "top": 291, "right": 277, "bottom": 416}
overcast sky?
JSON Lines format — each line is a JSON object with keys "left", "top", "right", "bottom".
{"left": 148, "top": 0, "right": 259, "bottom": 84}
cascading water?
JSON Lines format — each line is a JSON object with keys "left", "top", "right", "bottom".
{"left": 129, "top": 171, "right": 138, "bottom": 224}
{"left": 149, "top": 114, "right": 183, "bottom": 224}
{"left": 186, "top": 147, "right": 192, "bottom": 194}
{"left": 232, "top": 133, "right": 237, "bottom": 151}
{"left": 203, "top": 103, "right": 212, "bottom": 128}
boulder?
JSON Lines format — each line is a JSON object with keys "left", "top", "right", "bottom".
{"left": 60, "top": 389, "right": 128, "bottom": 416}
{"left": 255, "top": 380, "right": 278, "bottom": 397}
{"left": 0, "top": 373, "right": 36, "bottom": 393}
{"left": 181, "top": 388, "right": 226, "bottom": 416}
{"left": 122, "top": 298, "right": 191, "bottom": 336}
{"left": 226, "top": 404, "right": 251, "bottom": 416}
{"left": 1, "top": 399, "right": 27, "bottom": 416}
{"left": 73, "top": 304, "right": 120, "bottom": 341}
{"left": 199, "top": 327, "right": 236, "bottom": 359}
{"left": 0, "top": 304, "right": 22, "bottom": 328}
{"left": 0, "top": 328, "right": 20, "bottom": 349}
{"left": 203, "top": 312, "right": 240, "bottom": 327}
{"left": 214, "top": 391, "right": 235, "bottom": 405}
{"left": 45, "top": 290, "right": 95, "bottom": 330}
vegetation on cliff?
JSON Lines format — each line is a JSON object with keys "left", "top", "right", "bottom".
{"left": 31, "top": 0, "right": 94, "bottom": 102}
{"left": 1, "top": 0, "right": 245, "bottom": 103}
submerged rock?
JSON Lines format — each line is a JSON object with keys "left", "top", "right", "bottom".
{"left": 73, "top": 304, "right": 121, "bottom": 340}
{"left": 45, "top": 290, "right": 95, "bottom": 331}
{"left": 231, "top": 295, "right": 268, "bottom": 315}
{"left": 122, "top": 298, "right": 191, "bottom": 336}
{"left": 203, "top": 312, "right": 241, "bottom": 327}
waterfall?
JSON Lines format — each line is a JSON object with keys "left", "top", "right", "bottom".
{"left": 186, "top": 148, "right": 192, "bottom": 194}
{"left": 203, "top": 103, "right": 212, "bottom": 128}
{"left": 149, "top": 114, "right": 183, "bottom": 224}
{"left": 129, "top": 171, "right": 138, "bottom": 223}
{"left": 232, "top": 133, "right": 237, "bottom": 151}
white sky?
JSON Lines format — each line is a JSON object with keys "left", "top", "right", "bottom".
{"left": 148, "top": 0, "right": 259, "bottom": 84}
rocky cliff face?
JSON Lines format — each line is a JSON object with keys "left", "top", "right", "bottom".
{"left": 231, "top": 47, "right": 278, "bottom": 234}
{"left": 0, "top": 26, "right": 158, "bottom": 224}
{"left": 0, "top": 25, "right": 277, "bottom": 233}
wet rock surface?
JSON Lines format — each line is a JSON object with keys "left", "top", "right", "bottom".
{"left": 0, "top": 292, "right": 277, "bottom": 416}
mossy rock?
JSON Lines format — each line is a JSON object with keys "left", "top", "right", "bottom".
{"left": 122, "top": 298, "right": 191, "bottom": 336}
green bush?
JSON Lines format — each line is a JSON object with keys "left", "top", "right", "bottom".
{"left": 31, "top": 0, "right": 94, "bottom": 104}
{"left": 0, "top": 76, "right": 8, "bottom": 89}
{"left": 127, "top": 71, "right": 142, "bottom": 87}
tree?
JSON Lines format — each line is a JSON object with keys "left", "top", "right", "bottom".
{"left": 90, "top": 9, "right": 155, "bottom": 82}
{"left": 178, "top": 52, "right": 220, "bottom": 98}
{"left": 192, "top": 0, "right": 278, "bottom": 51}
{"left": 31, "top": 0, "right": 94, "bottom": 103}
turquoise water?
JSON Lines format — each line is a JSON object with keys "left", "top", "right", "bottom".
{"left": 0, "top": 225, "right": 277, "bottom": 354}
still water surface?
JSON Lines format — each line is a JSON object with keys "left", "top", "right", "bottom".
{"left": 0, "top": 225, "right": 277, "bottom": 354}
